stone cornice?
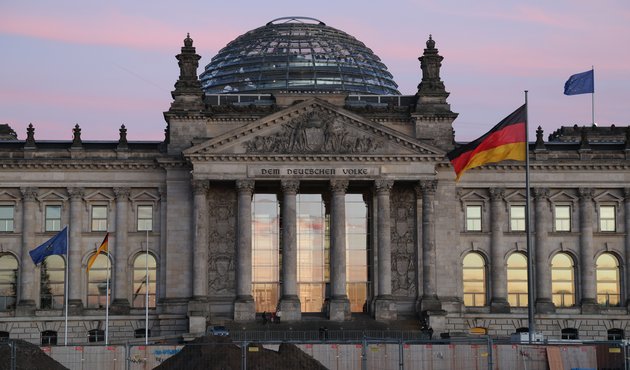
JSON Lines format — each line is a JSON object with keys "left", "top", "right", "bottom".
{"left": 0, "top": 161, "right": 161, "bottom": 170}
{"left": 436, "top": 162, "right": 630, "bottom": 172}
{"left": 187, "top": 154, "right": 444, "bottom": 163}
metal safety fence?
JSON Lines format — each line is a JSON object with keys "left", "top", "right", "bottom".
{"left": 1, "top": 334, "right": 629, "bottom": 370}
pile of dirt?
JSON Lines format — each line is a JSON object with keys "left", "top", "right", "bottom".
{"left": 155, "top": 335, "right": 327, "bottom": 370}
{"left": 0, "top": 339, "right": 68, "bottom": 370}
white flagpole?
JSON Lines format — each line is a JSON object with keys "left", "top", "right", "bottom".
{"left": 524, "top": 91, "right": 536, "bottom": 343}
{"left": 591, "top": 66, "right": 595, "bottom": 126}
{"left": 145, "top": 229, "right": 149, "bottom": 345}
{"left": 105, "top": 234, "right": 110, "bottom": 346}
{"left": 64, "top": 225, "right": 69, "bottom": 346}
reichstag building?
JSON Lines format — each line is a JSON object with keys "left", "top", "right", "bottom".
{"left": 1, "top": 17, "right": 629, "bottom": 343}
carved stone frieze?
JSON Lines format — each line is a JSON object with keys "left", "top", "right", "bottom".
{"left": 207, "top": 184, "right": 237, "bottom": 296}
{"left": 244, "top": 109, "right": 383, "bottom": 154}
{"left": 390, "top": 184, "right": 416, "bottom": 297}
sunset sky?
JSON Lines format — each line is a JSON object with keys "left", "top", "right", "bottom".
{"left": 2, "top": 0, "right": 629, "bottom": 142}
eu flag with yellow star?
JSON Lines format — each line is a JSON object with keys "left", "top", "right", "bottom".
{"left": 29, "top": 226, "right": 68, "bottom": 265}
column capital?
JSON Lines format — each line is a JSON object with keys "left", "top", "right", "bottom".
{"left": 67, "top": 187, "right": 85, "bottom": 200}
{"left": 532, "top": 187, "right": 550, "bottom": 200}
{"left": 415, "top": 179, "right": 437, "bottom": 196}
{"left": 578, "top": 187, "right": 594, "bottom": 200}
{"left": 113, "top": 187, "right": 131, "bottom": 200}
{"left": 20, "top": 187, "right": 38, "bottom": 201}
{"left": 192, "top": 180, "right": 209, "bottom": 195}
{"left": 488, "top": 187, "right": 505, "bottom": 201}
{"left": 330, "top": 180, "right": 349, "bottom": 194}
{"left": 375, "top": 179, "right": 394, "bottom": 194}
{"left": 236, "top": 179, "right": 255, "bottom": 194}
{"left": 281, "top": 180, "right": 300, "bottom": 194}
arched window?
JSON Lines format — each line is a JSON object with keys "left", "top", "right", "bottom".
{"left": 507, "top": 253, "right": 528, "bottom": 307}
{"left": 87, "top": 254, "right": 112, "bottom": 308}
{"left": 88, "top": 329, "right": 104, "bottom": 343}
{"left": 40, "top": 255, "right": 65, "bottom": 309}
{"left": 463, "top": 252, "right": 486, "bottom": 307}
{"left": 0, "top": 254, "right": 18, "bottom": 311}
{"left": 551, "top": 253, "right": 575, "bottom": 307}
{"left": 41, "top": 330, "right": 57, "bottom": 346}
{"left": 596, "top": 253, "right": 620, "bottom": 306}
{"left": 561, "top": 328, "right": 579, "bottom": 340}
{"left": 132, "top": 253, "right": 157, "bottom": 308}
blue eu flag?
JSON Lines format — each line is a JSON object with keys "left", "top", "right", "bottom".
{"left": 29, "top": 226, "right": 68, "bottom": 265}
{"left": 564, "top": 69, "right": 594, "bottom": 95}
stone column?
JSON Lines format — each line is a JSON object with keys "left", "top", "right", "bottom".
{"left": 279, "top": 180, "right": 301, "bottom": 320}
{"left": 374, "top": 179, "right": 396, "bottom": 320}
{"left": 191, "top": 180, "right": 209, "bottom": 301}
{"left": 416, "top": 180, "right": 442, "bottom": 313}
{"left": 579, "top": 187, "right": 598, "bottom": 313}
{"left": 17, "top": 187, "right": 38, "bottom": 314}
{"left": 533, "top": 187, "right": 554, "bottom": 313}
{"left": 625, "top": 188, "right": 630, "bottom": 310}
{"left": 111, "top": 187, "right": 130, "bottom": 313}
{"left": 489, "top": 187, "right": 509, "bottom": 312}
{"left": 234, "top": 180, "right": 255, "bottom": 321}
{"left": 67, "top": 187, "right": 84, "bottom": 312}
{"left": 329, "top": 180, "right": 351, "bottom": 321}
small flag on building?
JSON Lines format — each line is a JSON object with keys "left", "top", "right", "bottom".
{"left": 29, "top": 227, "right": 68, "bottom": 265}
{"left": 447, "top": 104, "right": 527, "bottom": 181}
{"left": 86, "top": 233, "right": 109, "bottom": 273}
{"left": 564, "top": 69, "right": 594, "bottom": 95}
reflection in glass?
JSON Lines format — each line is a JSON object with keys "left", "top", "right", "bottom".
{"left": 551, "top": 253, "right": 575, "bottom": 307}
{"left": 346, "top": 194, "right": 368, "bottom": 312}
{"left": 252, "top": 194, "right": 280, "bottom": 312}
{"left": 596, "top": 253, "right": 620, "bottom": 306}
{"left": 132, "top": 253, "right": 157, "bottom": 308}
{"left": 87, "top": 254, "right": 111, "bottom": 308}
{"left": 40, "top": 255, "right": 65, "bottom": 309}
{"left": 0, "top": 254, "right": 17, "bottom": 311}
{"left": 507, "top": 253, "right": 528, "bottom": 307}
{"left": 463, "top": 252, "right": 486, "bottom": 307}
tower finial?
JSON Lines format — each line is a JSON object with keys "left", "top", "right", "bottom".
{"left": 184, "top": 33, "right": 193, "bottom": 47}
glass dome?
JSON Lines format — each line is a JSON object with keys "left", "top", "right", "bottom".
{"left": 200, "top": 17, "right": 400, "bottom": 95}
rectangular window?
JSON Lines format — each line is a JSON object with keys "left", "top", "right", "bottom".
{"left": 91, "top": 205, "right": 108, "bottom": 232}
{"left": 510, "top": 205, "right": 526, "bottom": 231}
{"left": 465, "top": 205, "right": 482, "bottom": 232}
{"left": 0, "top": 206, "right": 14, "bottom": 232}
{"left": 554, "top": 205, "right": 571, "bottom": 232}
{"left": 137, "top": 205, "right": 153, "bottom": 231}
{"left": 45, "top": 205, "right": 62, "bottom": 232}
{"left": 599, "top": 205, "right": 616, "bottom": 232}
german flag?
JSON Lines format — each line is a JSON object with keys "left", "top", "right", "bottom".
{"left": 86, "top": 233, "right": 109, "bottom": 273}
{"left": 447, "top": 104, "right": 527, "bottom": 181}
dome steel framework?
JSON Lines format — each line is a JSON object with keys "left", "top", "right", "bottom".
{"left": 200, "top": 17, "right": 400, "bottom": 95}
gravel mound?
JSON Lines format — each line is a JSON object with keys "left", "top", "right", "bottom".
{"left": 0, "top": 339, "right": 68, "bottom": 370}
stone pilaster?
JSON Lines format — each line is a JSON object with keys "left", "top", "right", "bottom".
{"left": 533, "top": 188, "right": 554, "bottom": 313}
{"left": 234, "top": 180, "right": 255, "bottom": 321}
{"left": 578, "top": 187, "right": 598, "bottom": 313}
{"left": 624, "top": 189, "right": 630, "bottom": 311}
{"left": 17, "top": 187, "right": 38, "bottom": 314}
{"left": 191, "top": 180, "right": 209, "bottom": 301}
{"left": 374, "top": 179, "right": 396, "bottom": 320}
{"left": 329, "top": 180, "right": 351, "bottom": 321}
{"left": 415, "top": 180, "right": 443, "bottom": 313}
{"left": 279, "top": 180, "right": 301, "bottom": 321}
{"left": 111, "top": 187, "right": 131, "bottom": 314}
{"left": 489, "top": 187, "right": 509, "bottom": 313}
{"left": 67, "top": 187, "right": 84, "bottom": 313}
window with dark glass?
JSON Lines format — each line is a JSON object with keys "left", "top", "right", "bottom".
{"left": 0, "top": 206, "right": 14, "bottom": 232}
{"left": 596, "top": 253, "right": 620, "bottom": 306}
{"left": 87, "top": 254, "right": 111, "bottom": 308}
{"left": 40, "top": 255, "right": 65, "bottom": 309}
{"left": 0, "top": 254, "right": 18, "bottom": 311}
{"left": 507, "top": 253, "right": 528, "bottom": 307}
{"left": 45, "top": 205, "right": 62, "bottom": 232}
{"left": 91, "top": 205, "right": 108, "bottom": 232}
{"left": 88, "top": 329, "right": 105, "bottom": 343}
{"left": 134, "top": 328, "right": 151, "bottom": 338}
{"left": 554, "top": 205, "right": 571, "bottom": 231}
{"left": 137, "top": 205, "right": 153, "bottom": 232}
{"left": 509, "top": 205, "right": 525, "bottom": 231}
{"left": 465, "top": 205, "right": 482, "bottom": 232}
{"left": 463, "top": 252, "right": 486, "bottom": 307}
{"left": 41, "top": 330, "right": 57, "bottom": 346}
{"left": 551, "top": 253, "right": 575, "bottom": 307}
{"left": 0, "top": 331, "right": 8, "bottom": 339}
{"left": 132, "top": 254, "right": 156, "bottom": 308}
{"left": 608, "top": 328, "right": 624, "bottom": 341}
{"left": 561, "top": 328, "right": 578, "bottom": 340}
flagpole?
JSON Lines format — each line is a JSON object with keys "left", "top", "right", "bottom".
{"left": 591, "top": 66, "right": 595, "bottom": 126}
{"left": 64, "top": 225, "right": 69, "bottom": 346}
{"left": 105, "top": 234, "right": 110, "bottom": 346}
{"left": 145, "top": 229, "right": 149, "bottom": 345}
{"left": 524, "top": 91, "right": 536, "bottom": 343}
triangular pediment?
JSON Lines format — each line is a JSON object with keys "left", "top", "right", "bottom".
{"left": 184, "top": 98, "right": 445, "bottom": 160}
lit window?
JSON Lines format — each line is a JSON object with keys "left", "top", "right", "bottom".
{"left": 45, "top": 205, "right": 62, "bottom": 232}
{"left": 465, "top": 205, "right": 482, "bottom": 232}
{"left": 596, "top": 253, "right": 620, "bottom": 306}
{"left": 0, "top": 254, "right": 18, "bottom": 311}
{"left": 346, "top": 194, "right": 369, "bottom": 313}
{"left": 87, "top": 254, "right": 111, "bottom": 308}
{"left": 0, "top": 206, "right": 14, "bottom": 232}
{"left": 551, "top": 253, "right": 575, "bottom": 307}
{"left": 599, "top": 205, "right": 616, "bottom": 232}
{"left": 40, "top": 255, "right": 65, "bottom": 309}
{"left": 554, "top": 205, "right": 571, "bottom": 232}
{"left": 463, "top": 252, "right": 486, "bottom": 307}
{"left": 132, "top": 253, "right": 157, "bottom": 308}
{"left": 507, "top": 253, "right": 528, "bottom": 307}
{"left": 510, "top": 205, "right": 526, "bottom": 231}
{"left": 137, "top": 205, "right": 153, "bottom": 231}
{"left": 252, "top": 194, "right": 280, "bottom": 313}
{"left": 91, "top": 206, "right": 108, "bottom": 232}
{"left": 41, "top": 330, "right": 57, "bottom": 346}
